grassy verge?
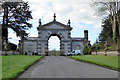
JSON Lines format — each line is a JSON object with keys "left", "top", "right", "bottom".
{"left": 0, "top": 56, "right": 2, "bottom": 80}
{"left": 71, "top": 55, "right": 119, "bottom": 71}
{"left": 2, "top": 55, "right": 43, "bottom": 79}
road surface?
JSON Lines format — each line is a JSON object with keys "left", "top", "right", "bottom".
{"left": 18, "top": 56, "right": 118, "bottom": 78}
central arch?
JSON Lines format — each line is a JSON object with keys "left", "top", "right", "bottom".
{"left": 48, "top": 36, "right": 60, "bottom": 51}
{"left": 48, "top": 34, "right": 61, "bottom": 56}
{"left": 45, "top": 33, "right": 67, "bottom": 56}
{"left": 37, "top": 14, "right": 72, "bottom": 56}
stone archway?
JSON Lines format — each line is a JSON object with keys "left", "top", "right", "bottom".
{"left": 20, "top": 14, "right": 88, "bottom": 55}
{"left": 47, "top": 34, "right": 61, "bottom": 55}
{"left": 37, "top": 14, "right": 72, "bottom": 56}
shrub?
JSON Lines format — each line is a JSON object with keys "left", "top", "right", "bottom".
{"left": 7, "top": 43, "right": 17, "bottom": 51}
{"left": 88, "top": 48, "right": 92, "bottom": 54}
{"left": 90, "top": 45, "right": 96, "bottom": 51}
{"left": 83, "top": 46, "right": 89, "bottom": 55}
{"left": 96, "top": 45, "right": 100, "bottom": 51}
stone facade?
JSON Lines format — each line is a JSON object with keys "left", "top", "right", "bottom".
{"left": 19, "top": 14, "right": 89, "bottom": 55}
{"left": 23, "top": 37, "right": 38, "bottom": 53}
{"left": 71, "top": 38, "right": 84, "bottom": 54}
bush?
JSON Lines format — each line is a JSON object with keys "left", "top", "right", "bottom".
{"left": 90, "top": 45, "right": 96, "bottom": 51}
{"left": 96, "top": 45, "right": 100, "bottom": 51}
{"left": 7, "top": 43, "right": 17, "bottom": 51}
{"left": 88, "top": 48, "right": 92, "bottom": 54}
{"left": 83, "top": 46, "right": 89, "bottom": 55}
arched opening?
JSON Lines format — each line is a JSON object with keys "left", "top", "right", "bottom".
{"left": 48, "top": 35, "right": 61, "bottom": 56}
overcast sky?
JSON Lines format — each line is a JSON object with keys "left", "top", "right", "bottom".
{"left": 8, "top": 0, "right": 104, "bottom": 50}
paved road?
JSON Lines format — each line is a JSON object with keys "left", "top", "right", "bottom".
{"left": 18, "top": 56, "right": 118, "bottom": 78}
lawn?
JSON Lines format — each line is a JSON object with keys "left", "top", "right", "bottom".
{"left": 71, "top": 55, "right": 119, "bottom": 71}
{"left": 2, "top": 55, "right": 43, "bottom": 79}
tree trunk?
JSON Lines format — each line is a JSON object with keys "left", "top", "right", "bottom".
{"left": 117, "top": 14, "right": 120, "bottom": 36}
{"left": 118, "top": 37, "right": 120, "bottom": 50}
{"left": 112, "top": 15, "right": 117, "bottom": 43}
{"left": 118, "top": 22, "right": 120, "bottom": 37}
{"left": 115, "top": 12, "right": 120, "bottom": 36}
{"left": 112, "top": 15, "right": 116, "bottom": 34}
{"left": 2, "top": 6, "right": 8, "bottom": 43}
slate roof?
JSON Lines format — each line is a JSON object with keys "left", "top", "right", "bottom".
{"left": 72, "top": 37, "right": 84, "bottom": 41}
{"left": 24, "top": 37, "right": 38, "bottom": 41}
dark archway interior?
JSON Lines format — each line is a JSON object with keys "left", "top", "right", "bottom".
{"left": 48, "top": 34, "right": 61, "bottom": 40}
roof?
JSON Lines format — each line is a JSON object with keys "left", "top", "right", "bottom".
{"left": 72, "top": 37, "right": 84, "bottom": 41}
{"left": 24, "top": 37, "right": 38, "bottom": 41}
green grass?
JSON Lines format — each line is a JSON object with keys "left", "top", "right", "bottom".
{"left": 71, "top": 55, "right": 119, "bottom": 71}
{"left": 48, "top": 51, "right": 61, "bottom": 56}
{"left": 2, "top": 55, "right": 43, "bottom": 79}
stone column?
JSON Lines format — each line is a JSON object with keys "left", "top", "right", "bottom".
{"left": 61, "top": 40, "right": 71, "bottom": 55}
{"left": 37, "top": 31, "right": 41, "bottom": 55}
{"left": 45, "top": 40, "right": 48, "bottom": 56}
{"left": 60, "top": 41, "right": 64, "bottom": 55}
{"left": 67, "top": 31, "right": 72, "bottom": 52}
{"left": 38, "top": 40, "right": 48, "bottom": 56}
{"left": 68, "top": 41, "right": 71, "bottom": 52}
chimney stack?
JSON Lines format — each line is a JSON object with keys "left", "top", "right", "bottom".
{"left": 84, "top": 30, "right": 88, "bottom": 41}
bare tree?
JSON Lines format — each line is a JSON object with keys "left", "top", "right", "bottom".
{"left": 91, "top": 1, "right": 120, "bottom": 41}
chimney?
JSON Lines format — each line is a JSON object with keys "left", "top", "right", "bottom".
{"left": 84, "top": 30, "right": 88, "bottom": 41}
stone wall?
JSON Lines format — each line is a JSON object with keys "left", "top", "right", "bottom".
{"left": 71, "top": 40, "right": 84, "bottom": 54}
{"left": 0, "top": 51, "right": 20, "bottom": 55}
{"left": 0, "top": 51, "right": 2, "bottom": 55}
{"left": 23, "top": 40, "right": 37, "bottom": 53}
{"left": 91, "top": 51, "right": 120, "bottom": 56}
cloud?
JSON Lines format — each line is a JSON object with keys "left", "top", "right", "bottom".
{"left": 27, "top": 0, "right": 103, "bottom": 30}
{"left": 9, "top": 0, "right": 104, "bottom": 47}
{"left": 8, "top": 30, "right": 20, "bottom": 44}
{"left": 48, "top": 36, "right": 60, "bottom": 50}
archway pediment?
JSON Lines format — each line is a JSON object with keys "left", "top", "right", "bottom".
{"left": 38, "top": 21, "right": 72, "bottom": 30}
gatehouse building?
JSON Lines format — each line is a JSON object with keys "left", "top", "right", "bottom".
{"left": 19, "top": 14, "right": 89, "bottom": 56}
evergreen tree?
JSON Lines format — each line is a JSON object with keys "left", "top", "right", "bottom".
{"left": 1, "top": 1, "right": 32, "bottom": 43}
{"left": 99, "top": 15, "right": 113, "bottom": 45}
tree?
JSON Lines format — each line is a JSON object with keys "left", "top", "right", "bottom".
{"left": 7, "top": 42, "right": 17, "bottom": 51}
{"left": 118, "top": 10, "right": 120, "bottom": 35}
{"left": 83, "top": 46, "right": 89, "bottom": 55}
{"left": 91, "top": 1, "right": 120, "bottom": 43}
{"left": 0, "top": 24, "right": 2, "bottom": 50}
{"left": 99, "top": 15, "right": 113, "bottom": 45}
{"left": 0, "top": 1, "right": 2, "bottom": 15}
{"left": 1, "top": 1, "right": 32, "bottom": 43}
